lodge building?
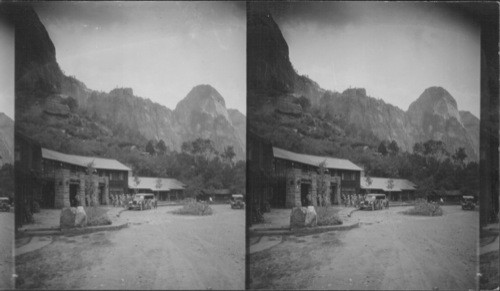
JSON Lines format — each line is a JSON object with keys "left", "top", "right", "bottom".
{"left": 40, "top": 148, "right": 131, "bottom": 208}
{"left": 128, "top": 176, "right": 185, "bottom": 201}
{"left": 272, "top": 147, "right": 363, "bottom": 208}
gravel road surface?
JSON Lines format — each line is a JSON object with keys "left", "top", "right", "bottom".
{"left": 16, "top": 204, "right": 245, "bottom": 290}
{"left": 250, "top": 205, "right": 478, "bottom": 290}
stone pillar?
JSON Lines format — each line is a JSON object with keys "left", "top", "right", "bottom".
{"left": 286, "top": 168, "right": 301, "bottom": 208}
{"left": 334, "top": 176, "right": 341, "bottom": 205}
{"left": 104, "top": 177, "right": 110, "bottom": 205}
{"left": 324, "top": 174, "right": 332, "bottom": 205}
{"left": 54, "top": 169, "right": 70, "bottom": 209}
{"left": 77, "top": 173, "right": 86, "bottom": 206}
{"left": 310, "top": 172, "right": 318, "bottom": 207}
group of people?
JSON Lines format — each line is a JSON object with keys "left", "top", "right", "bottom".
{"left": 341, "top": 193, "right": 365, "bottom": 208}
{"left": 109, "top": 193, "right": 133, "bottom": 208}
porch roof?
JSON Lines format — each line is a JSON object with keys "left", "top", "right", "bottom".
{"left": 128, "top": 176, "right": 185, "bottom": 192}
{"left": 273, "top": 147, "right": 363, "bottom": 171}
{"left": 360, "top": 177, "right": 417, "bottom": 192}
{"left": 42, "top": 148, "right": 131, "bottom": 171}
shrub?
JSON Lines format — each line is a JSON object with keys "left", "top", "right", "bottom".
{"left": 84, "top": 206, "right": 112, "bottom": 226}
{"left": 173, "top": 200, "right": 213, "bottom": 216}
{"left": 402, "top": 199, "right": 443, "bottom": 216}
{"left": 316, "top": 206, "right": 343, "bottom": 226}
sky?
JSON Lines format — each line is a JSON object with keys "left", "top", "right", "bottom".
{"left": 0, "top": 15, "right": 14, "bottom": 119}
{"left": 33, "top": 2, "right": 246, "bottom": 114}
{"left": 268, "top": 2, "right": 480, "bottom": 117}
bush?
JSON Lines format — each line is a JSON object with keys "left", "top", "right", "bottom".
{"left": 84, "top": 206, "right": 112, "bottom": 226}
{"left": 173, "top": 200, "right": 213, "bottom": 216}
{"left": 316, "top": 206, "right": 343, "bottom": 226}
{"left": 402, "top": 199, "right": 443, "bottom": 216}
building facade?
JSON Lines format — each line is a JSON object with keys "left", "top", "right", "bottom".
{"left": 41, "top": 148, "right": 130, "bottom": 208}
{"left": 360, "top": 176, "right": 417, "bottom": 201}
{"left": 128, "top": 176, "right": 185, "bottom": 201}
{"left": 272, "top": 147, "right": 362, "bottom": 208}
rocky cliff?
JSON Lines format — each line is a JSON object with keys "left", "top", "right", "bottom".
{"left": 248, "top": 10, "right": 479, "bottom": 160}
{"left": 0, "top": 113, "right": 14, "bottom": 165}
{"left": 15, "top": 6, "right": 246, "bottom": 160}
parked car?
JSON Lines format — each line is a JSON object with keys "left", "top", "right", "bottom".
{"left": 461, "top": 196, "right": 476, "bottom": 210}
{"left": 128, "top": 193, "right": 155, "bottom": 210}
{"left": 230, "top": 194, "right": 245, "bottom": 209}
{"left": 0, "top": 197, "right": 10, "bottom": 212}
{"left": 359, "top": 193, "right": 388, "bottom": 210}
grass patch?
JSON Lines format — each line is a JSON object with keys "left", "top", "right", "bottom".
{"left": 173, "top": 199, "right": 213, "bottom": 216}
{"left": 402, "top": 199, "right": 443, "bottom": 216}
{"left": 316, "top": 206, "right": 342, "bottom": 226}
{"left": 84, "top": 206, "right": 112, "bottom": 226}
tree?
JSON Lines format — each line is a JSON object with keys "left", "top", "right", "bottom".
{"left": 157, "top": 139, "right": 168, "bottom": 156}
{"left": 146, "top": 140, "right": 156, "bottom": 156}
{"left": 84, "top": 162, "right": 98, "bottom": 206}
{"left": 155, "top": 177, "right": 163, "bottom": 200}
{"left": 413, "top": 142, "right": 424, "bottom": 155}
{"left": 378, "top": 142, "right": 388, "bottom": 156}
{"left": 387, "top": 178, "right": 394, "bottom": 191}
{"left": 365, "top": 174, "right": 373, "bottom": 187}
{"left": 388, "top": 140, "right": 399, "bottom": 155}
{"left": 222, "top": 146, "right": 236, "bottom": 165}
{"left": 133, "top": 174, "right": 141, "bottom": 194}
{"left": 452, "top": 147, "right": 467, "bottom": 164}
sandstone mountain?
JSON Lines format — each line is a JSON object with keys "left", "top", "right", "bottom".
{"left": 14, "top": 5, "right": 245, "bottom": 160}
{"left": 248, "top": 9, "right": 479, "bottom": 160}
{"left": 0, "top": 113, "right": 14, "bottom": 166}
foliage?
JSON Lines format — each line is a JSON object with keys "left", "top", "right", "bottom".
{"left": 402, "top": 199, "right": 443, "bottom": 216}
{"left": 84, "top": 206, "right": 112, "bottom": 226}
{"left": 173, "top": 200, "right": 213, "bottom": 216}
{"left": 316, "top": 206, "right": 343, "bottom": 226}
{"left": 146, "top": 140, "right": 156, "bottom": 156}
{"left": 84, "top": 162, "right": 98, "bottom": 206}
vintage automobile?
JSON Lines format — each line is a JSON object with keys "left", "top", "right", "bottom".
{"left": 461, "top": 195, "right": 476, "bottom": 210}
{"left": 0, "top": 197, "right": 10, "bottom": 212}
{"left": 359, "top": 193, "right": 388, "bottom": 210}
{"left": 128, "top": 193, "right": 155, "bottom": 210}
{"left": 230, "top": 194, "right": 245, "bottom": 209}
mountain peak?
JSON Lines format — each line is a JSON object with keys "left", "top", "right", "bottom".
{"left": 175, "top": 84, "right": 229, "bottom": 124}
{"left": 408, "top": 86, "right": 461, "bottom": 125}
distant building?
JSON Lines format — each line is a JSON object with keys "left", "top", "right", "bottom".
{"left": 360, "top": 177, "right": 417, "bottom": 201}
{"left": 201, "top": 189, "right": 232, "bottom": 203}
{"left": 272, "top": 147, "right": 363, "bottom": 208}
{"left": 128, "top": 176, "right": 185, "bottom": 201}
{"left": 41, "top": 148, "right": 130, "bottom": 208}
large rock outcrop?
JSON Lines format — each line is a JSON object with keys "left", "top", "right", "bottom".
{"left": 14, "top": 6, "right": 246, "bottom": 160}
{"left": 247, "top": 9, "right": 479, "bottom": 160}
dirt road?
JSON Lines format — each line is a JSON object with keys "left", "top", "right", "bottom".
{"left": 16, "top": 204, "right": 245, "bottom": 290}
{"left": 0, "top": 212, "right": 13, "bottom": 290}
{"left": 250, "top": 206, "right": 478, "bottom": 290}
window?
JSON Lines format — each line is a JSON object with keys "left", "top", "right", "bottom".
{"left": 341, "top": 172, "right": 356, "bottom": 181}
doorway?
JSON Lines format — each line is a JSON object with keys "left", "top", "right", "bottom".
{"left": 330, "top": 183, "right": 338, "bottom": 205}
{"left": 69, "top": 184, "right": 79, "bottom": 207}
{"left": 42, "top": 181, "right": 55, "bottom": 208}
{"left": 99, "top": 184, "right": 105, "bottom": 205}
{"left": 300, "top": 183, "right": 311, "bottom": 207}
